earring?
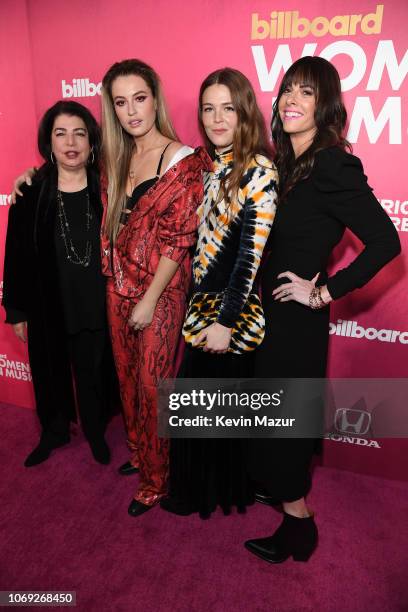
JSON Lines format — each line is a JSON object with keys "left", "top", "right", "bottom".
{"left": 88, "top": 148, "right": 95, "bottom": 165}
{"left": 50, "top": 151, "right": 56, "bottom": 164}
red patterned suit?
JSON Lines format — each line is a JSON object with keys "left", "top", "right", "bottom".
{"left": 101, "top": 147, "right": 211, "bottom": 505}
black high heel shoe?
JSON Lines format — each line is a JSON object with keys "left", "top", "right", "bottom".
{"left": 254, "top": 489, "right": 281, "bottom": 508}
{"left": 128, "top": 499, "right": 155, "bottom": 517}
{"left": 118, "top": 461, "right": 139, "bottom": 476}
{"left": 159, "top": 496, "right": 195, "bottom": 516}
{"left": 245, "top": 511, "right": 318, "bottom": 563}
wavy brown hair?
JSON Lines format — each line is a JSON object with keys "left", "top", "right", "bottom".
{"left": 199, "top": 68, "right": 273, "bottom": 209}
{"left": 101, "top": 59, "right": 178, "bottom": 242}
{"left": 272, "top": 56, "right": 350, "bottom": 201}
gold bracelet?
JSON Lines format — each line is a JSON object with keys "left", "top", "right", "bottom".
{"left": 309, "top": 286, "right": 326, "bottom": 310}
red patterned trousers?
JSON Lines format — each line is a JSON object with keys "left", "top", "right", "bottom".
{"left": 106, "top": 278, "right": 185, "bottom": 505}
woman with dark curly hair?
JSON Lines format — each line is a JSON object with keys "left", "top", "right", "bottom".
{"left": 3, "top": 101, "right": 112, "bottom": 467}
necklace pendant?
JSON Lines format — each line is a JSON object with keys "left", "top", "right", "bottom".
{"left": 58, "top": 188, "right": 92, "bottom": 267}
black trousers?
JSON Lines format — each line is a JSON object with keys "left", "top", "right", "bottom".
{"left": 29, "top": 327, "right": 109, "bottom": 448}
{"left": 68, "top": 328, "right": 108, "bottom": 443}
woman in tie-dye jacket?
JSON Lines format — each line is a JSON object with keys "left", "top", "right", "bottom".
{"left": 161, "top": 68, "right": 278, "bottom": 519}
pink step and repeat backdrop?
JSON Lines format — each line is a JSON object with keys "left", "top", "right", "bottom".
{"left": 0, "top": 0, "right": 407, "bottom": 479}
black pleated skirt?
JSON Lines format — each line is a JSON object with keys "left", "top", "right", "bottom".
{"left": 167, "top": 345, "right": 255, "bottom": 518}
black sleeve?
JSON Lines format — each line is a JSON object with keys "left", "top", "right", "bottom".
{"left": 5, "top": 308, "right": 27, "bottom": 325}
{"left": 2, "top": 192, "right": 30, "bottom": 323}
{"left": 216, "top": 164, "right": 277, "bottom": 327}
{"left": 312, "top": 150, "right": 401, "bottom": 300}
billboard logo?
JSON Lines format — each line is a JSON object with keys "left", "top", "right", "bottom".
{"left": 329, "top": 319, "right": 408, "bottom": 344}
{"left": 62, "top": 79, "right": 102, "bottom": 98}
{"left": 251, "top": 5, "right": 383, "bottom": 40}
{"left": 334, "top": 408, "right": 371, "bottom": 436}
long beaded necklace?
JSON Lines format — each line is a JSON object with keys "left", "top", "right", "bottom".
{"left": 57, "top": 189, "right": 92, "bottom": 267}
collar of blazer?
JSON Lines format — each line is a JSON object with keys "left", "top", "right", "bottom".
{"left": 126, "top": 146, "right": 212, "bottom": 223}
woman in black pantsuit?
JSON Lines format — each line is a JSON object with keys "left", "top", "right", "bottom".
{"left": 3, "top": 101, "right": 112, "bottom": 467}
{"left": 245, "top": 57, "right": 400, "bottom": 563}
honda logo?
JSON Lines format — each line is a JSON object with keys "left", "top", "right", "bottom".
{"left": 334, "top": 408, "right": 372, "bottom": 436}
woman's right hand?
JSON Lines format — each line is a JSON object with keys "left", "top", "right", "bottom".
{"left": 193, "top": 322, "right": 232, "bottom": 353}
{"left": 13, "top": 322, "right": 27, "bottom": 343}
{"left": 11, "top": 168, "right": 36, "bottom": 204}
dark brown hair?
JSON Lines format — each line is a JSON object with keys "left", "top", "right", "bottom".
{"left": 199, "top": 68, "right": 273, "bottom": 207}
{"left": 272, "top": 56, "right": 350, "bottom": 200}
{"left": 33, "top": 101, "right": 101, "bottom": 230}
{"left": 38, "top": 100, "right": 101, "bottom": 170}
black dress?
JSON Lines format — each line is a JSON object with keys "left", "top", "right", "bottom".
{"left": 165, "top": 149, "right": 278, "bottom": 517}
{"left": 248, "top": 146, "right": 401, "bottom": 501}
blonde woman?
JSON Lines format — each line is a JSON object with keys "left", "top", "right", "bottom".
{"left": 100, "top": 59, "right": 211, "bottom": 516}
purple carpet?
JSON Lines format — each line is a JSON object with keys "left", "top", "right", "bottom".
{"left": 1, "top": 402, "right": 407, "bottom": 612}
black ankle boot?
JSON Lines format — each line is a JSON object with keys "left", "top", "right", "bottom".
{"left": 245, "top": 511, "right": 318, "bottom": 563}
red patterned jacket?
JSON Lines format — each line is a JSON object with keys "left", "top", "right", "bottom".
{"left": 101, "top": 147, "right": 212, "bottom": 299}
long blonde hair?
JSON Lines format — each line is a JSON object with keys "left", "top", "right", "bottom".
{"left": 101, "top": 59, "right": 178, "bottom": 242}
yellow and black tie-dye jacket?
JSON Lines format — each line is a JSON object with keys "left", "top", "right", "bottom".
{"left": 192, "top": 148, "right": 278, "bottom": 328}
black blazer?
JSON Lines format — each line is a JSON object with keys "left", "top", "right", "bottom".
{"left": 2, "top": 170, "right": 104, "bottom": 424}
{"left": 3, "top": 169, "right": 103, "bottom": 323}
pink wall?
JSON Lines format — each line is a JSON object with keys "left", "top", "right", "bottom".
{"left": 0, "top": 0, "right": 38, "bottom": 408}
{"left": 0, "top": 0, "right": 407, "bottom": 478}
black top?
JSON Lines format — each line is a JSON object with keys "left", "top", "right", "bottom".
{"left": 120, "top": 143, "right": 171, "bottom": 225}
{"left": 54, "top": 188, "right": 106, "bottom": 334}
{"left": 3, "top": 174, "right": 106, "bottom": 337}
{"left": 127, "top": 178, "right": 156, "bottom": 208}
{"left": 256, "top": 146, "right": 401, "bottom": 379}
{"left": 263, "top": 146, "right": 401, "bottom": 300}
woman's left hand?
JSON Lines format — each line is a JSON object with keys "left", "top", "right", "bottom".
{"left": 272, "top": 271, "right": 320, "bottom": 306}
{"left": 128, "top": 298, "right": 156, "bottom": 331}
